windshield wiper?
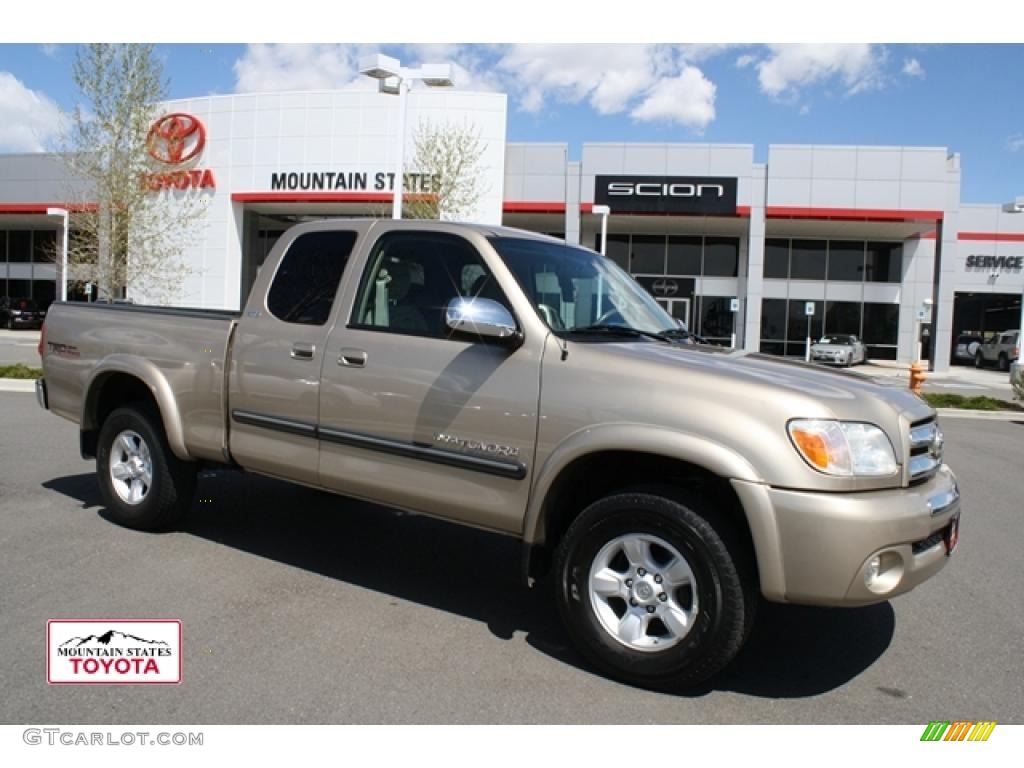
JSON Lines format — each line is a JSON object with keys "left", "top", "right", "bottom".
{"left": 567, "top": 325, "right": 675, "bottom": 344}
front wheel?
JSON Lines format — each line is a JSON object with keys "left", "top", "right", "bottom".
{"left": 998, "top": 353, "right": 1009, "bottom": 372}
{"left": 975, "top": 351, "right": 984, "bottom": 369}
{"left": 554, "top": 491, "right": 755, "bottom": 690}
{"left": 96, "top": 406, "right": 196, "bottom": 531}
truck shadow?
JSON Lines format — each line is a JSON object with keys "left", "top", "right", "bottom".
{"left": 43, "top": 470, "right": 894, "bottom": 699}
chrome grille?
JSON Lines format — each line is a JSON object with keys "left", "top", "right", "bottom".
{"left": 908, "top": 417, "right": 943, "bottom": 484}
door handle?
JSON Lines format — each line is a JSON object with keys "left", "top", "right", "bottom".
{"left": 338, "top": 348, "right": 368, "bottom": 368}
{"left": 290, "top": 342, "right": 315, "bottom": 360}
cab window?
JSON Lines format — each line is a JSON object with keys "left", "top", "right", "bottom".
{"left": 267, "top": 231, "right": 358, "bottom": 325}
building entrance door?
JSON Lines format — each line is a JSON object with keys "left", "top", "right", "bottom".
{"left": 657, "top": 298, "right": 691, "bottom": 330}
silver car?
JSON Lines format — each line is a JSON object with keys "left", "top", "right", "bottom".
{"left": 811, "top": 334, "right": 867, "bottom": 367}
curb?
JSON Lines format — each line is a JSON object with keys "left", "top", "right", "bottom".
{"left": 934, "top": 407, "right": 1023, "bottom": 421}
{"left": 0, "top": 378, "right": 36, "bottom": 393}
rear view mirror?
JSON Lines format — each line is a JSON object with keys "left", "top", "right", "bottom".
{"left": 445, "top": 297, "right": 519, "bottom": 342}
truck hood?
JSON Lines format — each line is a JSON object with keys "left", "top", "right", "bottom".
{"left": 585, "top": 339, "right": 932, "bottom": 426}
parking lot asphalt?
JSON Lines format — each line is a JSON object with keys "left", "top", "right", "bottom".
{"left": 1, "top": 391, "right": 1022, "bottom": 725}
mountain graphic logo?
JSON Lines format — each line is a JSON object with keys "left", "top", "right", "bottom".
{"left": 60, "top": 630, "right": 170, "bottom": 649}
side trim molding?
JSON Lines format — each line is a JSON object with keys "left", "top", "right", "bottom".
{"left": 230, "top": 409, "right": 526, "bottom": 480}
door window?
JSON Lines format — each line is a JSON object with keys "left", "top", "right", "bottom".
{"left": 350, "top": 231, "right": 510, "bottom": 339}
{"left": 266, "top": 230, "right": 358, "bottom": 325}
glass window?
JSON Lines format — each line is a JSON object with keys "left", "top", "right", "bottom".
{"left": 862, "top": 303, "right": 899, "bottom": 345}
{"left": 33, "top": 230, "right": 57, "bottom": 263}
{"left": 7, "top": 279, "right": 31, "bottom": 297}
{"left": 0, "top": 231, "right": 6, "bottom": 263}
{"left": 825, "top": 301, "right": 862, "bottom": 337}
{"left": 764, "top": 239, "right": 789, "bottom": 279}
{"left": 33, "top": 281, "right": 56, "bottom": 309}
{"left": 267, "top": 230, "right": 357, "bottom": 325}
{"left": 790, "top": 239, "right": 826, "bottom": 280}
{"left": 666, "top": 236, "right": 701, "bottom": 275}
{"left": 865, "top": 242, "right": 902, "bottom": 283}
{"left": 788, "top": 299, "right": 823, "bottom": 342}
{"left": 699, "top": 297, "right": 734, "bottom": 340}
{"left": 759, "top": 341, "right": 786, "bottom": 356}
{"left": 630, "top": 235, "right": 666, "bottom": 274}
{"left": 760, "top": 298, "right": 787, "bottom": 340}
{"left": 604, "top": 234, "right": 630, "bottom": 271}
{"left": 8, "top": 230, "right": 30, "bottom": 263}
{"left": 827, "top": 241, "right": 864, "bottom": 282}
{"left": 703, "top": 237, "right": 739, "bottom": 277}
{"left": 353, "top": 231, "right": 506, "bottom": 339}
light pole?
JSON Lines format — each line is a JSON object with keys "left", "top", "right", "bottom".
{"left": 359, "top": 54, "right": 454, "bottom": 220}
{"left": 592, "top": 204, "right": 610, "bottom": 255}
{"left": 46, "top": 207, "right": 69, "bottom": 302}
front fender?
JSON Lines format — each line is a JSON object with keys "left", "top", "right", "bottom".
{"left": 522, "top": 423, "right": 762, "bottom": 546}
{"left": 82, "top": 355, "right": 189, "bottom": 461}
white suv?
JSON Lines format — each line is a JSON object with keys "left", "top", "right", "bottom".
{"left": 975, "top": 330, "right": 1019, "bottom": 372}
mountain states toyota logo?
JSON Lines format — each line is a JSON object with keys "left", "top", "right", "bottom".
{"left": 47, "top": 620, "right": 181, "bottom": 684}
{"left": 147, "top": 113, "right": 205, "bottom": 165}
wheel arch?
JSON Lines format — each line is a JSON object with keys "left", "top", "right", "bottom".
{"left": 521, "top": 426, "right": 766, "bottom": 587}
{"left": 81, "top": 357, "right": 188, "bottom": 461}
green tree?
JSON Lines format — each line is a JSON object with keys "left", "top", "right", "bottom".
{"left": 61, "top": 44, "right": 203, "bottom": 303}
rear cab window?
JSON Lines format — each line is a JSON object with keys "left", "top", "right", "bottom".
{"left": 267, "top": 231, "right": 358, "bottom": 325}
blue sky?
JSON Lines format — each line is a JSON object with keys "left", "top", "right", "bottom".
{"left": 1, "top": 42, "right": 1022, "bottom": 204}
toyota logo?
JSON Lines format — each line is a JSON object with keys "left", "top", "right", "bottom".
{"left": 147, "top": 113, "right": 206, "bottom": 165}
{"left": 652, "top": 278, "right": 679, "bottom": 297}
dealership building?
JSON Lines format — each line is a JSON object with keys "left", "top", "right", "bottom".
{"left": 1, "top": 86, "right": 1022, "bottom": 372}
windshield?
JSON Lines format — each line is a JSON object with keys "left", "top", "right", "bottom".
{"left": 489, "top": 236, "right": 678, "bottom": 336}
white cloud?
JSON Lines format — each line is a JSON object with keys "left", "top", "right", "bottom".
{"left": 902, "top": 57, "right": 925, "bottom": 78}
{"left": 735, "top": 54, "right": 757, "bottom": 69}
{"left": 1006, "top": 134, "right": 1024, "bottom": 152}
{"left": 233, "top": 44, "right": 368, "bottom": 93}
{"left": 233, "top": 44, "right": 720, "bottom": 132}
{"left": 40, "top": 44, "right": 59, "bottom": 59}
{"left": 630, "top": 66, "right": 716, "bottom": 130}
{"left": 750, "top": 44, "right": 886, "bottom": 98}
{"left": 0, "top": 72, "right": 65, "bottom": 153}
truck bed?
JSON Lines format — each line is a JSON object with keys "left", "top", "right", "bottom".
{"left": 41, "top": 301, "right": 239, "bottom": 463}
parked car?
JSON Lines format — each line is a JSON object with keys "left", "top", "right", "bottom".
{"left": 952, "top": 334, "right": 983, "bottom": 365}
{"left": 37, "top": 219, "right": 960, "bottom": 691}
{"left": 974, "top": 329, "right": 1020, "bottom": 371}
{"left": 0, "top": 296, "right": 45, "bottom": 330}
{"left": 810, "top": 334, "right": 867, "bottom": 367}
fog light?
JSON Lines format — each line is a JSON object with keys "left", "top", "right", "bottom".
{"left": 864, "top": 556, "right": 882, "bottom": 587}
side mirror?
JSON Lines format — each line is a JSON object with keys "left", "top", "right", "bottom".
{"left": 445, "top": 297, "right": 519, "bottom": 342}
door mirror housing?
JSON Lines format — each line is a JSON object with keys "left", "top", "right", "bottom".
{"left": 445, "top": 297, "right": 520, "bottom": 343}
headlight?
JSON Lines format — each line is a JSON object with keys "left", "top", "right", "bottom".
{"left": 788, "top": 419, "right": 898, "bottom": 476}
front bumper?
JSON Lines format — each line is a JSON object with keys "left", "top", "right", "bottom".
{"left": 732, "top": 465, "right": 960, "bottom": 606}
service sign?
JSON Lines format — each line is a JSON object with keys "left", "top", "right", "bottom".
{"left": 47, "top": 619, "right": 182, "bottom": 685}
{"left": 595, "top": 175, "right": 738, "bottom": 215}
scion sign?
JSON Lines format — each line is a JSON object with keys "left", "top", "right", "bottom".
{"left": 595, "top": 175, "right": 738, "bottom": 215}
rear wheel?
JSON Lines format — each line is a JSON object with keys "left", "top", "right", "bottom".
{"left": 975, "top": 351, "right": 984, "bottom": 368}
{"left": 96, "top": 406, "right": 196, "bottom": 531}
{"left": 554, "top": 491, "right": 755, "bottom": 690}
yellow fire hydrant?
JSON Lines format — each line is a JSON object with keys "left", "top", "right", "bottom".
{"left": 909, "top": 361, "right": 927, "bottom": 394}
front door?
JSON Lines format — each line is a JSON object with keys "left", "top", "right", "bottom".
{"left": 317, "top": 229, "right": 542, "bottom": 534}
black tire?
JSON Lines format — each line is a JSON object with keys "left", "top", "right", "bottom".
{"left": 554, "top": 491, "right": 755, "bottom": 691}
{"left": 96, "top": 406, "right": 196, "bottom": 531}
{"left": 975, "top": 351, "right": 984, "bottom": 369}
{"left": 998, "top": 353, "right": 1009, "bottom": 372}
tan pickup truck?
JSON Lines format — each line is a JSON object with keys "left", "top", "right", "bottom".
{"left": 37, "top": 219, "right": 961, "bottom": 690}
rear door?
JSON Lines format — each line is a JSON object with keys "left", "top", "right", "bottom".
{"left": 317, "top": 228, "right": 543, "bottom": 534}
{"left": 228, "top": 226, "right": 363, "bottom": 485}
